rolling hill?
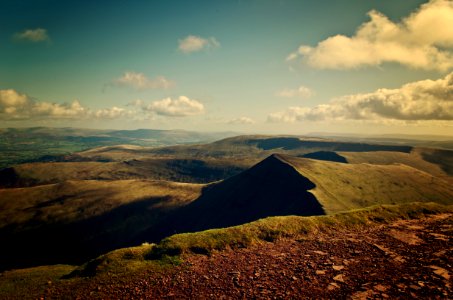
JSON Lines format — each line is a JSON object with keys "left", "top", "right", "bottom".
{"left": 0, "top": 127, "right": 237, "bottom": 169}
{"left": 69, "top": 135, "right": 414, "bottom": 162}
{"left": 0, "top": 179, "right": 203, "bottom": 270}
{"left": 3, "top": 134, "right": 442, "bottom": 189}
{"left": 283, "top": 155, "right": 453, "bottom": 213}
{"left": 0, "top": 158, "right": 250, "bottom": 188}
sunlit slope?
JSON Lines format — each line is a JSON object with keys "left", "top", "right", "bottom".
{"left": 340, "top": 148, "right": 453, "bottom": 178}
{"left": 281, "top": 155, "right": 453, "bottom": 214}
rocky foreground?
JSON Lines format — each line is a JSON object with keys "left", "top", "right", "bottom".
{"left": 38, "top": 213, "right": 452, "bottom": 299}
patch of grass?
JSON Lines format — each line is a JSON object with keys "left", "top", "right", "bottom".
{"left": 0, "top": 264, "right": 76, "bottom": 299}
{"left": 67, "top": 243, "right": 154, "bottom": 278}
{"left": 146, "top": 202, "right": 452, "bottom": 260}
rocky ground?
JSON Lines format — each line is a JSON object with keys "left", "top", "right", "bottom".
{"left": 42, "top": 213, "right": 452, "bottom": 299}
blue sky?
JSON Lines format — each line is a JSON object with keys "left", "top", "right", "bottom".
{"left": 1, "top": 0, "right": 452, "bottom": 135}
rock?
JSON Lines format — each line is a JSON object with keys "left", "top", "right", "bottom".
{"left": 374, "top": 284, "right": 388, "bottom": 292}
{"left": 328, "top": 282, "right": 340, "bottom": 290}
{"left": 333, "top": 274, "right": 345, "bottom": 283}
{"left": 429, "top": 265, "right": 450, "bottom": 280}
{"left": 316, "top": 270, "right": 326, "bottom": 275}
{"left": 332, "top": 265, "right": 344, "bottom": 271}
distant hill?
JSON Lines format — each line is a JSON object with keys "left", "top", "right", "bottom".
{"left": 306, "top": 132, "right": 453, "bottom": 150}
{"left": 70, "top": 135, "right": 414, "bottom": 162}
{"left": 0, "top": 127, "right": 237, "bottom": 168}
{"left": 3, "top": 134, "right": 436, "bottom": 188}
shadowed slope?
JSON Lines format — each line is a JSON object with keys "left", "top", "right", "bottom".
{"left": 301, "top": 151, "right": 348, "bottom": 163}
{"left": 0, "top": 180, "right": 202, "bottom": 270}
{"left": 147, "top": 154, "right": 325, "bottom": 240}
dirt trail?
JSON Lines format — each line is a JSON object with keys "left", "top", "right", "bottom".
{"left": 45, "top": 214, "right": 452, "bottom": 299}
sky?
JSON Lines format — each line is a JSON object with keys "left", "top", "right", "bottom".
{"left": 0, "top": 0, "right": 452, "bottom": 135}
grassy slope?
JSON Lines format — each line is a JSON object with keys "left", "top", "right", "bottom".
{"left": 0, "top": 180, "right": 202, "bottom": 227}
{"left": 0, "top": 180, "right": 202, "bottom": 269}
{"left": 109, "top": 202, "right": 453, "bottom": 266}
{"left": 281, "top": 155, "right": 453, "bottom": 214}
{"left": 340, "top": 149, "right": 450, "bottom": 178}
{"left": 0, "top": 158, "right": 251, "bottom": 187}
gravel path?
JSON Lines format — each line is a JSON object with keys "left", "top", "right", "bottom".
{"left": 45, "top": 214, "right": 452, "bottom": 299}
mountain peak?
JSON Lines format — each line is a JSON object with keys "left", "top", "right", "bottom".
{"left": 148, "top": 155, "right": 324, "bottom": 240}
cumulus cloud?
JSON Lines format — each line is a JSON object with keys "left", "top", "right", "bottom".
{"left": 114, "top": 71, "right": 174, "bottom": 90}
{"left": 0, "top": 90, "right": 89, "bottom": 120}
{"left": 143, "top": 96, "right": 205, "bottom": 117}
{"left": 287, "top": 0, "right": 453, "bottom": 71}
{"left": 94, "top": 107, "right": 129, "bottom": 119}
{"left": 277, "top": 85, "right": 313, "bottom": 99}
{"left": 14, "top": 28, "right": 50, "bottom": 42}
{"left": 268, "top": 72, "right": 453, "bottom": 123}
{"left": 1, "top": 90, "right": 206, "bottom": 121}
{"left": 0, "top": 89, "right": 28, "bottom": 107}
{"left": 178, "top": 35, "right": 220, "bottom": 53}
{"left": 0, "top": 89, "right": 132, "bottom": 120}
{"left": 32, "top": 100, "right": 88, "bottom": 118}
{"left": 268, "top": 107, "right": 311, "bottom": 123}
{"left": 227, "top": 117, "right": 255, "bottom": 125}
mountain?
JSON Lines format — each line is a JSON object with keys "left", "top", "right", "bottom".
{"left": 147, "top": 154, "right": 325, "bottom": 239}
{"left": 146, "top": 153, "right": 453, "bottom": 240}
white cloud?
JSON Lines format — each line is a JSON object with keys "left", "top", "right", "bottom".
{"left": 178, "top": 35, "right": 220, "bottom": 53}
{"left": 14, "top": 28, "right": 50, "bottom": 42}
{"left": 114, "top": 72, "right": 174, "bottom": 90}
{"left": 143, "top": 96, "right": 205, "bottom": 117}
{"left": 33, "top": 100, "right": 88, "bottom": 118}
{"left": 94, "top": 107, "right": 128, "bottom": 119}
{"left": 277, "top": 85, "right": 313, "bottom": 99}
{"left": 0, "top": 89, "right": 28, "bottom": 107}
{"left": 0, "top": 89, "right": 133, "bottom": 121}
{"left": 287, "top": 0, "right": 453, "bottom": 71}
{"left": 268, "top": 107, "right": 310, "bottom": 123}
{"left": 268, "top": 72, "right": 453, "bottom": 123}
{"left": 227, "top": 117, "right": 255, "bottom": 125}
{"left": 0, "top": 91, "right": 206, "bottom": 121}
